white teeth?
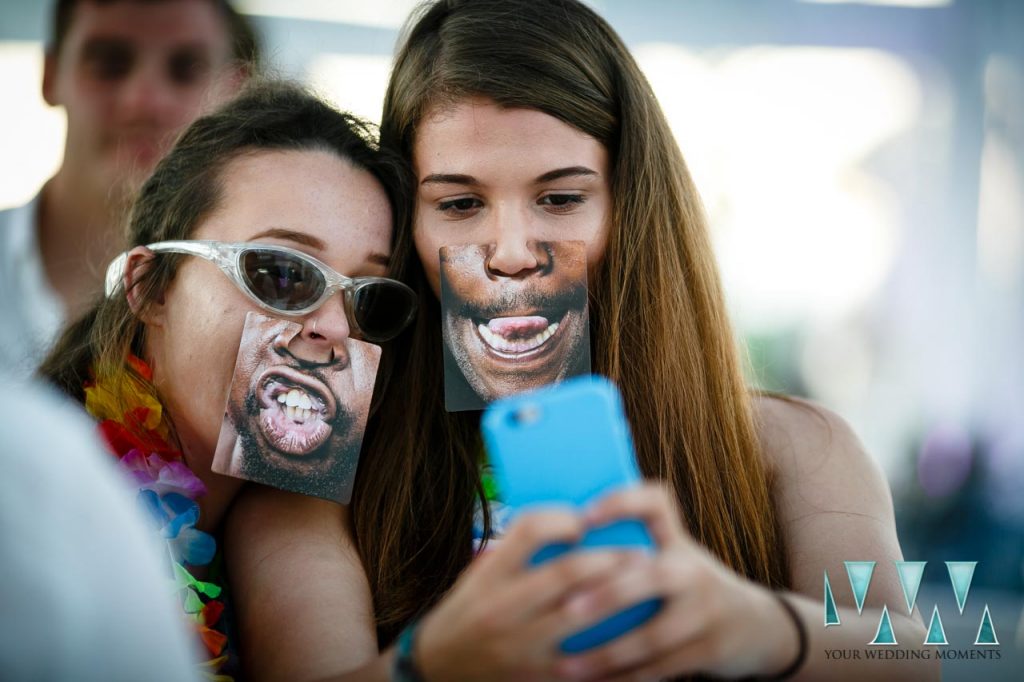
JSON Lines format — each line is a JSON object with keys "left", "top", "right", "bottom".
{"left": 275, "top": 388, "right": 321, "bottom": 421}
{"left": 286, "top": 406, "right": 311, "bottom": 422}
{"left": 477, "top": 321, "right": 559, "bottom": 354}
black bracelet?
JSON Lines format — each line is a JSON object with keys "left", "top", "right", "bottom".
{"left": 392, "top": 619, "right": 428, "bottom": 682}
{"left": 770, "top": 592, "right": 808, "bottom": 680}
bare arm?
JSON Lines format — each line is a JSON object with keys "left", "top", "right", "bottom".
{"left": 758, "top": 396, "right": 940, "bottom": 680}
{"left": 226, "top": 485, "right": 637, "bottom": 682}
{"left": 224, "top": 485, "right": 379, "bottom": 681}
{"left": 553, "top": 398, "right": 939, "bottom": 681}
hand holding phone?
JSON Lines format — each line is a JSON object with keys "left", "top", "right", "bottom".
{"left": 481, "top": 375, "right": 662, "bottom": 653}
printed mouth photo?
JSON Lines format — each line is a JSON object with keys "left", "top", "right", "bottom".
{"left": 447, "top": 281, "right": 590, "bottom": 387}
{"left": 467, "top": 303, "right": 574, "bottom": 365}
{"left": 439, "top": 240, "right": 591, "bottom": 410}
{"left": 254, "top": 364, "right": 338, "bottom": 456}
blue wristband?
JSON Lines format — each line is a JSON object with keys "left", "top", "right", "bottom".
{"left": 392, "top": 620, "right": 427, "bottom": 682}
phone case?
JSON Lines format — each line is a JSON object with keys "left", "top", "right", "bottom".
{"left": 481, "top": 375, "right": 662, "bottom": 653}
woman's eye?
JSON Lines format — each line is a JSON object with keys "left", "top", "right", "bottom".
{"left": 437, "top": 197, "right": 482, "bottom": 215}
{"left": 539, "top": 194, "right": 587, "bottom": 211}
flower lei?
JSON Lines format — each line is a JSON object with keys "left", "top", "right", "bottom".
{"left": 84, "top": 355, "right": 231, "bottom": 681}
{"left": 472, "top": 464, "right": 513, "bottom": 553}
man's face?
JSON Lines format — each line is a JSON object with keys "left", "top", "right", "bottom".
{"left": 44, "top": 0, "right": 243, "bottom": 195}
{"left": 218, "top": 313, "right": 381, "bottom": 501}
{"left": 440, "top": 241, "right": 590, "bottom": 408}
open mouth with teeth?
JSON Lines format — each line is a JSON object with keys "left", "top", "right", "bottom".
{"left": 474, "top": 313, "right": 565, "bottom": 359}
{"left": 255, "top": 366, "right": 337, "bottom": 456}
{"left": 447, "top": 301, "right": 587, "bottom": 404}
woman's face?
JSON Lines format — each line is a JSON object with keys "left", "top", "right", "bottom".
{"left": 413, "top": 98, "right": 611, "bottom": 401}
{"left": 146, "top": 149, "right": 392, "bottom": 472}
{"left": 413, "top": 97, "right": 611, "bottom": 294}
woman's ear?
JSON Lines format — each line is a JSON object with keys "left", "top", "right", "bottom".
{"left": 122, "top": 246, "right": 166, "bottom": 325}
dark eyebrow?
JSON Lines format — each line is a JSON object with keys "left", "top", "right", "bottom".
{"left": 168, "top": 42, "right": 215, "bottom": 56}
{"left": 250, "top": 228, "right": 390, "bottom": 269}
{"left": 366, "top": 252, "right": 391, "bottom": 267}
{"left": 534, "top": 166, "right": 599, "bottom": 183}
{"left": 249, "top": 228, "right": 326, "bottom": 251}
{"left": 419, "top": 167, "right": 599, "bottom": 187}
{"left": 80, "top": 37, "right": 132, "bottom": 58}
{"left": 420, "top": 173, "right": 479, "bottom": 187}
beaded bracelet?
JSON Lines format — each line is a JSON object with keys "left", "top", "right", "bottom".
{"left": 391, "top": 619, "right": 428, "bottom": 682}
{"left": 770, "top": 592, "right": 808, "bottom": 680}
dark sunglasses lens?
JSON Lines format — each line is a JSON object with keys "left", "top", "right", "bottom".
{"left": 240, "top": 249, "right": 326, "bottom": 311}
{"left": 351, "top": 281, "right": 417, "bottom": 341}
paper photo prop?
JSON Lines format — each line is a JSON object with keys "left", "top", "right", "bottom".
{"left": 439, "top": 240, "right": 591, "bottom": 411}
{"left": 211, "top": 312, "right": 381, "bottom": 503}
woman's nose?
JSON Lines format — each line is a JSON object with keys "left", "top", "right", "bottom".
{"left": 485, "top": 211, "right": 552, "bottom": 278}
{"left": 289, "top": 297, "right": 352, "bottom": 367}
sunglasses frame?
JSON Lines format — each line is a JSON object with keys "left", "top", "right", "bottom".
{"left": 105, "top": 239, "right": 417, "bottom": 342}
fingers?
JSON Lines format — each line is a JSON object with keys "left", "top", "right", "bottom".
{"left": 496, "top": 549, "right": 645, "bottom": 633}
{"left": 556, "top": 606, "right": 700, "bottom": 680}
{"left": 523, "top": 551, "right": 651, "bottom": 643}
{"left": 581, "top": 636, "right": 712, "bottom": 682}
{"left": 477, "top": 507, "right": 587, "bottom": 579}
{"left": 560, "top": 557, "right": 673, "bottom": 632}
{"left": 584, "top": 483, "right": 688, "bottom": 549}
{"left": 548, "top": 549, "right": 726, "bottom": 680}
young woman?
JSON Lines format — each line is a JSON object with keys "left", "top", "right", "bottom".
{"left": 38, "top": 81, "right": 417, "bottom": 680}
{"left": 228, "top": 2, "right": 939, "bottom": 680}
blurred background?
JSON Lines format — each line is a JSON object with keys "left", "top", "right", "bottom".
{"left": 1, "top": 0, "right": 1021, "bottom": 676}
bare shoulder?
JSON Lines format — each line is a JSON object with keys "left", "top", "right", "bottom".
{"left": 752, "top": 394, "right": 893, "bottom": 524}
{"left": 753, "top": 395, "right": 913, "bottom": 609}
{"left": 225, "top": 486, "right": 377, "bottom": 679}
{"left": 227, "top": 483, "right": 356, "bottom": 551}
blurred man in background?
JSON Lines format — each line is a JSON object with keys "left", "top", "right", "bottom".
{"left": 0, "top": 0, "right": 260, "bottom": 377}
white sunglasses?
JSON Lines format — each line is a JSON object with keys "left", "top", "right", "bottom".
{"left": 106, "top": 240, "right": 417, "bottom": 342}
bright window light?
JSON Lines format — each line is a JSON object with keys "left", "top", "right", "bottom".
{"left": 0, "top": 43, "right": 65, "bottom": 210}
{"left": 306, "top": 53, "right": 393, "bottom": 125}
{"left": 635, "top": 44, "right": 924, "bottom": 332}
{"left": 238, "top": 0, "right": 420, "bottom": 29}
{"left": 801, "top": 0, "right": 952, "bottom": 7}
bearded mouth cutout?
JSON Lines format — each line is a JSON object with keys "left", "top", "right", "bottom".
{"left": 476, "top": 314, "right": 562, "bottom": 357}
{"left": 256, "top": 365, "right": 337, "bottom": 456}
{"left": 211, "top": 312, "right": 381, "bottom": 504}
{"left": 440, "top": 241, "right": 592, "bottom": 411}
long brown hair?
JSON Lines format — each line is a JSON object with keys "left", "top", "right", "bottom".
{"left": 358, "top": 0, "right": 789, "bottom": 646}
{"left": 40, "top": 80, "right": 409, "bottom": 424}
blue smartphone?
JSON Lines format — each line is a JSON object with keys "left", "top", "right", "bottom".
{"left": 481, "top": 375, "right": 662, "bottom": 653}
